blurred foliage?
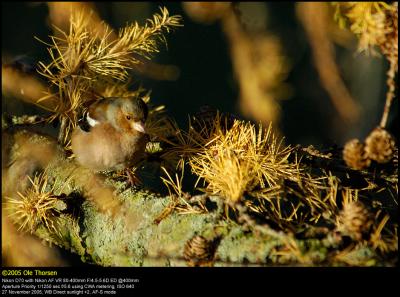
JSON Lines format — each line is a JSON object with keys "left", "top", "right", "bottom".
{"left": 2, "top": 2, "right": 397, "bottom": 146}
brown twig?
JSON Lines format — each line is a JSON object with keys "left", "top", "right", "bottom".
{"left": 297, "top": 2, "right": 361, "bottom": 123}
{"left": 379, "top": 58, "right": 397, "bottom": 128}
{"left": 2, "top": 66, "right": 58, "bottom": 111}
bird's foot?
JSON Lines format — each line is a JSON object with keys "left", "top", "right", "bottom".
{"left": 124, "top": 168, "right": 142, "bottom": 188}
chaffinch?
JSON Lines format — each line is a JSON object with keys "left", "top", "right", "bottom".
{"left": 71, "top": 96, "right": 149, "bottom": 174}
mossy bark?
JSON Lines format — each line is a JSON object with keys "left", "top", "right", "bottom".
{"left": 3, "top": 127, "right": 396, "bottom": 267}
{"left": 35, "top": 167, "right": 287, "bottom": 267}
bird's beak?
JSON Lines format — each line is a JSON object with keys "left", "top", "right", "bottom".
{"left": 132, "top": 121, "right": 146, "bottom": 133}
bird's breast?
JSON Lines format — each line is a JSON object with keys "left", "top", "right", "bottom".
{"left": 71, "top": 123, "right": 148, "bottom": 171}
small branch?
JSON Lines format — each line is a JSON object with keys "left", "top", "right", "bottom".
{"left": 379, "top": 58, "right": 397, "bottom": 128}
{"left": 297, "top": 2, "right": 361, "bottom": 123}
{"left": 58, "top": 117, "right": 68, "bottom": 145}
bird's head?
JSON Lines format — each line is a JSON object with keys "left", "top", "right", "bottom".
{"left": 108, "top": 97, "right": 148, "bottom": 134}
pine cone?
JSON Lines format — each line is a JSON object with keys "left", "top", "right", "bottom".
{"left": 343, "top": 139, "right": 371, "bottom": 170}
{"left": 338, "top": 201, "right": 373, "bottom": 241}
{"left": 365, "top": 127, "right": 396, "bottom": 163}
{"left": 183, "top": 235, "right": 215, "bottom": 267}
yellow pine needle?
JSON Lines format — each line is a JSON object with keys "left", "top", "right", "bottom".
{"left": 189, "top": 115, "right": 299, "bottom": 203}
{"left": 35, "top": 7, "right": 182, "bottom": 143}
{"left": 160, "top": 166, "right": 206, "bottom": 216}
{"left": 161, "top": 166, "right": 185, "bottom": 198}
{"left": 5, "top": 172, "right": 62, "bottom": 235}
{"left": 333, "top": 243, "right": 359, "bottom": 265}
{"left": 341, "top": 188, "right": 358, "bottom": 207}
{"left": 369, "top": 214, "right": 390, "bottom": 251}
{"left": 332, "top": 2, "right": 394, "bottom": 53}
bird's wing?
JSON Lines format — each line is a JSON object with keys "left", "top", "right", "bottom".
{"left": 77, "top": 98, "right": 110, "bottom": 132}
{"left": 86, "top": 99, "right": 111, "bottom": 125}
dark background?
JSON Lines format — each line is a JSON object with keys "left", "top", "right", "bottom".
{"left": 2, "top": 2, "right": 397, "bottom": 146}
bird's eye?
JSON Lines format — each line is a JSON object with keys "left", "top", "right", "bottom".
{"left": 126, "top": 115, "right": 131, "bottom": 120}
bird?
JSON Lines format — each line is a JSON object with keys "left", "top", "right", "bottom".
{"left": 71, "top": 96, "right": 149, "bottom": 184}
